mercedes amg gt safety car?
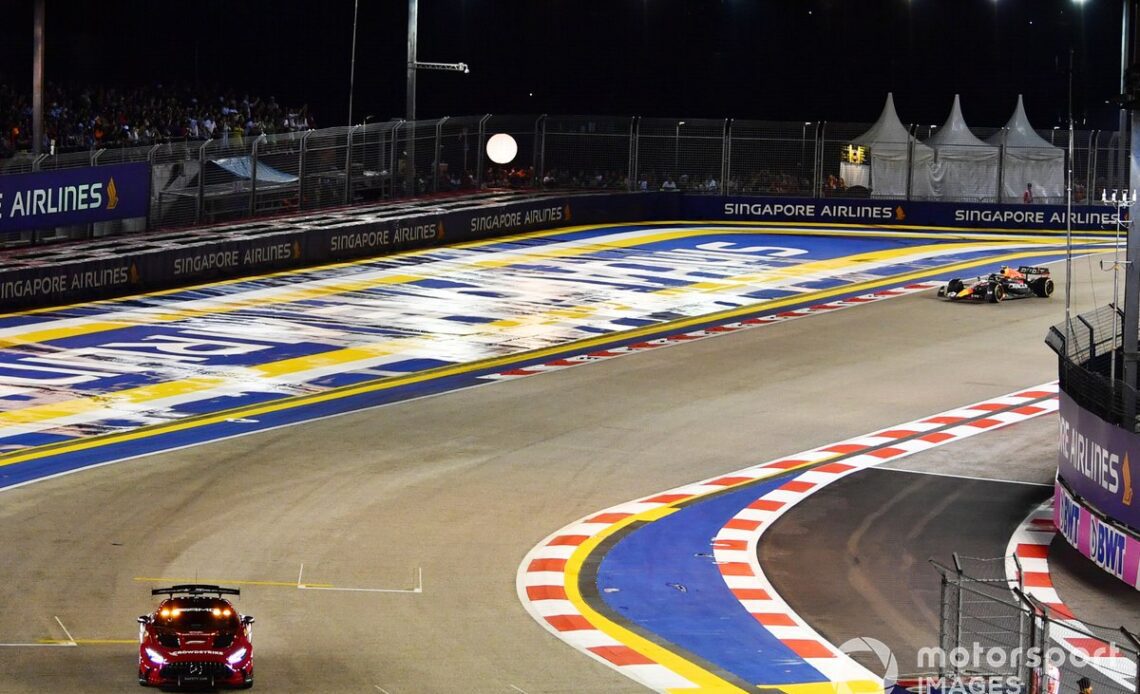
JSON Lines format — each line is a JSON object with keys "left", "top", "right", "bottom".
{"left": 936, "top": 265, "right": 1054, "bottom": 303}
{"left": 137, "top": 584, "right": 254, "bottom": 689}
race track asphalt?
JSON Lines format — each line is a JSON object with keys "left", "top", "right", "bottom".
{"left": 0, "top": 254, "right": 1120, "bottom": 693}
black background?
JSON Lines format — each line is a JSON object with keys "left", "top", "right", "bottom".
{"left": 0, "top": 1, "right": 1124, "bottom": 130}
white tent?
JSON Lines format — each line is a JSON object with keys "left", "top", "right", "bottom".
{"left": 986, "top": 95, "right": 1064, "bottom": 204}
{"left": 850, "top": 93, "right": 935, "bottom": 198}
{"left": 924, "top": 95, "right": 1000, "bottom": 202}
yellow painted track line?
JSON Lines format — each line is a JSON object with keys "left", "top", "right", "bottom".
{"left": 0, "top": 246, "right": 1107, "bottom": 469}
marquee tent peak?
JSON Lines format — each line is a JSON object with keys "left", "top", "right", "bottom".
{"left": 926, "top": 94, "right": 993, "bottom": 149}
{"left": 985, "top": 94, "right": 1061, "bottom": 150}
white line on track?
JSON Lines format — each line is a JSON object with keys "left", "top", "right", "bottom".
{"left": 53, "top": 616, "right": 76, "bottom": 646}
{"left": 871, "top": 466, "right": 1053, "bottom": 487}
{"left": 297, "top": 562, "right": 305, "bottom": 588}
{"left": 508, "top": 685, "right": 530, "bottom": 693}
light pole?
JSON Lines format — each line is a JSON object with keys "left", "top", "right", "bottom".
{"left": 1071, "top": 0, "right": 1139, "bottom": 416}
{"left": 405, "top": 0, "right": 469, "bottom": 196}
{"left": 347, "top": 0, "right": 359, "bottom": 126}
{"left": 1118, "top": 0, "right": 1140, "bottom": 413}
{"left": 32, "top": 0, "right": 44, "bottom": 156}
{"left": 406, "top": 0, "right": 470, "bottom": 122}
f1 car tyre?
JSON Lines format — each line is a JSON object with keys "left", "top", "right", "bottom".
{"left": 1031, "top": 277, "right": 1055, "bottom": 298}
{"left": 946, "top": 279, "right": 964, "bottom": 294}
{"left": 987, "top": 284, "right": 1006, "bottom": 303}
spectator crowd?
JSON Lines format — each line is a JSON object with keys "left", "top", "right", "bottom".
{"left": 1, "top": 82, "right": 315, "bottom": 158}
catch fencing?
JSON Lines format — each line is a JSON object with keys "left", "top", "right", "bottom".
{"left": 932, "top": 556, "right": 1140, "bottom": 694}
{"left": 1046, "top": 304, "right": 1140, "bottom": 432}
{"left": 0, "top": 115, "right": 1128, "bottom": 247}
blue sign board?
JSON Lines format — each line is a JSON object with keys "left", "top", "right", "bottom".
{"left": 683, "top": 195, "right": 1119, "bottom": 232}
{"left": 1058, "top": 391, "right": 1140, "bottom": 533}
{"left": 0, "top": 163, "right": 150, "bottom": 233}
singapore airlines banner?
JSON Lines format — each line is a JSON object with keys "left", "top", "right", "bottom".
{"left": 1057, "top": 390, "right": 1140, "bottom": 532}
{"left": 0, "top": 163, "right": 150, "bottom": 233}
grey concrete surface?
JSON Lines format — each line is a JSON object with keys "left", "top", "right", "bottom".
{"left": 0, "top": 253, "right": 1118, "bottom": 692}
{"left": 760, "top": 467, "right": 1052, "bottom": 677}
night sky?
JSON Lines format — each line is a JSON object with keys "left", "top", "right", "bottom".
{"left": 0, "top": 1, "right": 1126, "bottom": 130}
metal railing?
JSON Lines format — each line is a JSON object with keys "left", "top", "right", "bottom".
{"left": 1046, "top": 305, "right": 1140, "bottom": 432}
{"left": 0, "top": 114, "right": 1128, "bottom": 247}
{"left": 933, "top": 556, "right": 1140, "bottom": 694}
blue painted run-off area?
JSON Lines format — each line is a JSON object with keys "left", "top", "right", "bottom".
{"left": 596, "top": 478, "right": 824, "bottom": 686}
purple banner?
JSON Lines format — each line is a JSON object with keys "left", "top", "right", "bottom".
{"left": 0, "top": 163, "right": 150, "bottom": 233}
{"left": 1054, "top": 480, "right": 1140, "bottom": 590}
{"left": 1057, "top": 390, "right": 1140, "bottom": 532}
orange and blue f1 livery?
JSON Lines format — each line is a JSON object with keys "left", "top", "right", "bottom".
{"left": 137, "top": 585, "right": 255, "bottom": 689}
{"left": 937, "top": 265, "right": 1054, "bottom": 303}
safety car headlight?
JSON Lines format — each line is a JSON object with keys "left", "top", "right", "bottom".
{"left": 145, "top": 647, "right": 167, "bottom": 665}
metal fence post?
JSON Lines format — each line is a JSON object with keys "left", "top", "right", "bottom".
{"left": 390, "top": 120, "right": 404, "bottom": 199}
{"left": 907, "top": 124, "right": 917, "bottom": 201}
{"left": 345, "top": 125, "right": 359, "bottom": 205}
{"left": 938, "top": 571, "right": 949, "bottom": 680}
{"left": 1013, "top": 588, "right": 1038, "bottom": 690}
{"left": 475, "top": 113, "right": 491, "bottom": 189}
{"left": 629, "top": 116, "right": 639, "bottom": 190}
{"left": 533, "top": 114, "right": 546, "bottom": 188}
{"left": 434, "top": 116, "right": 449, "bottom": 193}
{"left": 297, "top": 131, "right": 310, "bottom": 209}
{"left": 196, "top": 139, "right": 211, "bottom": 224}
{"left": 952, "top": 552, "right": 964, "bottom": 657}
{"left": 249, "top": 135, "right": 260, "bottom": 217}
{"left": 1087, "top": 130, "right": 1098, "bottom": 205}
{"left": 814, "top": 122, "right": 826, "bottom": 198}
{"left": 998, "top": 141, "right": 1007, "bottom": 203}
{"left": 721, "top": 119, "right": 731, "bottom": 196}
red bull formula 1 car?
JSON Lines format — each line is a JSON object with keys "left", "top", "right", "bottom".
{"left": 137, "top": 584, "right": 254, "bottom": 689}
{"left": 936, "top": 265, "right": 1054, "bottom": 303}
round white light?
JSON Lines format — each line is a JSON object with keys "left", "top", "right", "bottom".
{"left": 486, "top": 133, "right": 518, "bottom": 165}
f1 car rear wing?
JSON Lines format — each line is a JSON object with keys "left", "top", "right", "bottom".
{"left": 1017, "top": 265, "right": 1050, "bottom": 276}
{"left": 151, "top": 584, "right": 241, "bottom": 598}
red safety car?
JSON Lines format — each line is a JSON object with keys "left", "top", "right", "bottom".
{"left": 937, "top": 265, "right": 1055, "bottom": 303}
{"left": 137, "top": 584, "right": 254, "bottom": 689}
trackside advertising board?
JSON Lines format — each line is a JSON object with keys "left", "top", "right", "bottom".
{"left": 0, "top": 163, "right": 150, "bottom": 233}
{"left": 1057, "top": 390, "right": 1140, "bottom": 533}
{"left": 0, "top": 191, "right": 1118, "bottom": 311}
{"left": 685, "top": 195, "right": 1117, "bottom": 232}
{"left": 0, "top": 193, "right": 659, "bottom": 311}
{"left": 1054, "top": 480, "right": 1140, "bottom": 590}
